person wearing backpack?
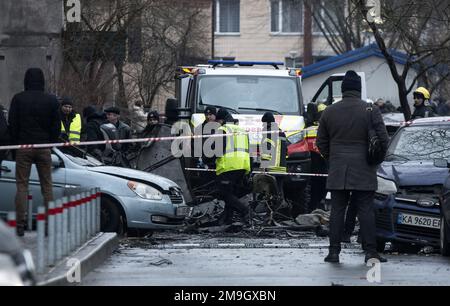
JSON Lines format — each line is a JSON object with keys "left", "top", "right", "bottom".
{"left": 316, "top": 70, "right": 389, "bottom": 264}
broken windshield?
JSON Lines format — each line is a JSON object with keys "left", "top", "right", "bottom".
{"left": 386, "top": 125, "right": 450, "bottom": 161}
{"left": 196, "top": 75, "right": 301, "bottom": 115}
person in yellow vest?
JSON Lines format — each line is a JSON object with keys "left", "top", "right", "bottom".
{"left": 213, "top": 108, "right": 251, "bottom": 225}
{"left": 260, "top": 112, "right": 287, "bottom": 200}
{"left": 59, "top": 97, "right": 82, "bottom": 142}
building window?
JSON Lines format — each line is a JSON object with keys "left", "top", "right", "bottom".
{"left": 271, "top": 0, "right": 303, "bottom": 33}
{"left": 215, "top": 0, "right": 240, "bottom": 33}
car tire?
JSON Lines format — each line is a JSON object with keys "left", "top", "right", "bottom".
{"left": 376, "top": 239, "right": 386, "bottom": 253}
{"left": 101, "top": 197, "right": 125, "bottom": 235}
{"left": 440, "top": 215, "right": 450, "bottom": 257}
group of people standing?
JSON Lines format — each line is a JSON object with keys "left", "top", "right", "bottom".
{"left": 2, "top": 68, "right": 133, "bottom": 235}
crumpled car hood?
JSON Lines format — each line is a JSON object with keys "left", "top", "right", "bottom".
{"left": 88, "top": 166, "right": 178, "bottom": 190}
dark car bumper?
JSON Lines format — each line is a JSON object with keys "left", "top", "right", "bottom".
{"left": 374, "top": 193, "right": 441, "bottom": 246}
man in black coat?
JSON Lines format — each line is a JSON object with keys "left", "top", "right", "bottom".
{"left": 8, "top": 68, "right": 60, "bottom": 236}
{"left": 81, "top": 105, "right": 107, "bottom": 160}
{"left": 317, "top": 70, "right": 389, "bottom": 263}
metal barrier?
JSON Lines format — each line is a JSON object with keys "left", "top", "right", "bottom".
{"left": 6, "top": 188, "right": 102, "bottom": 273}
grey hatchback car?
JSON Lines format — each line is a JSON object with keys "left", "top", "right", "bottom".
{"left": 0, "top": 147, "right": 190, "bottom": 234}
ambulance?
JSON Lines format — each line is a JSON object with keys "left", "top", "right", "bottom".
{"left": 175, "top": 60, "right": 311, "bottom": 206}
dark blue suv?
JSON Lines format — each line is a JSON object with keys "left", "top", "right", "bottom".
{"left": 436, "top": 160, "right": 450, "bottom": 256}
{"left": 374, "top": 117, "right": 450, "bottom": 252}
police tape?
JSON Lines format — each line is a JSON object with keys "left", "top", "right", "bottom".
{"left": 184, "top": 167, "right": 328, "bottom": 177}
{"left": 0, "top": 128, "right": 305, "bottom": 151}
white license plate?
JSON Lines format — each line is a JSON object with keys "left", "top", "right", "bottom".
{"left": 397, "top": 213, "right": 440, "bottom": 229}
{"left": 176, "top": 206, "right": 190, "bottom": 217}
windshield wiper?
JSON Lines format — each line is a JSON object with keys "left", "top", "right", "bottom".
{"left": 200, "top": 103, "right": 239, "bottom": 114}
{"left": 238, "top": 107, "right": 282, "bottom": 115}
{"left": 384, "top": 153, "right": 410, "bottom": 161}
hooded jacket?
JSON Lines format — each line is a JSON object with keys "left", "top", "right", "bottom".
{"left": 8, "top": 68, "right": 60, "bottom": 145}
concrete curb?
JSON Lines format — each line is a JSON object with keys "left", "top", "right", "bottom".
{"left": 38, "top": 232, "right": 118, "bottom": 286}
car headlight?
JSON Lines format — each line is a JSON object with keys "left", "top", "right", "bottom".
{"left": 287, "top": 131, "right": 305, "bottom": 144}
{"left": 127, "top": 181, "right": 163, "bottom": 200}
{"left": 376, "top": 176, "right": 397, "bottom": 195}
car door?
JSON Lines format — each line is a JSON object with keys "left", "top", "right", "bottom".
{"left": 0, "top": 153, "right": 66, "bottom": 217}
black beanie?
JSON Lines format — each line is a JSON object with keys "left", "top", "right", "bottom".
{"left": 261, "top": 111, "right": 275, "bottom": 123}
{"left": 82, "top": 105, "right": 96, "bottom": 119}
{"left": 341, "top": 70, "right": 361, "bottom": 93}
{"left": 204, "top": 106, "right": 217, "bottom": 116}
{"left": 147, "top": 110, "right": 159, "bottom": 121}
{"left": 216, "top": 108, "right": 233, "bottom": 122}
{"left": 60, "top": 97, "right": 73, "bottom": 106}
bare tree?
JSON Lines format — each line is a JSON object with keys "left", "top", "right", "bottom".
{"left": 311, "top": 0, "right": 450, "bottom": 120}
{"left": 124, "top": 0, "right": 208, "bottom": 109}
{"left": 307, "top": 0, "right": 371, "bottom": 54}
{"left": 355, "top": 0, "right": 450, "bottom": 120}
{"left": 59, "top": 0, "right": 208, "bottom": 118}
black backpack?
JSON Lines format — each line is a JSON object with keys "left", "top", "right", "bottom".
{"left": 0, "top": 108, "right": 10, "bottom": 167}
{"left": 366, "top": 105, "right": 385, "bottom": 165}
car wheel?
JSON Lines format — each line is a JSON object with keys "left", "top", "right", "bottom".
{"left": 101, "top": 197, "right": 125, "bottom": 235}
{"left": 376, "top": 239, "right": 386, "bottom": 253}
{"left": 440, "top": 216, "right": 450, "bottom": 257}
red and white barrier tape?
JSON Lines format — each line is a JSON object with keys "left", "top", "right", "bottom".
{"left": 0, "top": 129, "right": 302, "bottom": 151}
{"left": 184, "top": 167, "right": 328, "bottom": 177}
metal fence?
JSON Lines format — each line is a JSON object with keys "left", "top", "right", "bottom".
{"left": 7, "top": 188, "right": 101, "bottom": 273}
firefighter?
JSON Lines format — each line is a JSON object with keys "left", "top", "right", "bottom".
{"left": 308, "top": 103, "right": 328, "bottom": 213}
{"left": 260, "top": 112, "right": 287, "bottom": 196}
{"left": 411, "top": 87, "right": 435, "bottom": 119}
{"left": 59, "top": 97, "right": 82, "bottom": 142}
{"left": 212, "top": 108, "right": 251, "bottom": 225}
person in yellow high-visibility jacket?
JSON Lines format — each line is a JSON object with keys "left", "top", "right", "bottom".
{"left": 59, "top": 97, "right": 82, "bottom": 142}
{"left": 260, "top": 112, "right": 287, "bottom": 204}
{"left": 210, "top": 108, "right": 251, "bottom": 225}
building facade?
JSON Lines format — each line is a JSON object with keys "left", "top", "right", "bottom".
{"left": 213, "top": 0, "right": 336, "bottom": 66}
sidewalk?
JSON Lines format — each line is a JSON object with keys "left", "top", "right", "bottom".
{"left": 19, "top": 231, "right": 118, "bottom": 286}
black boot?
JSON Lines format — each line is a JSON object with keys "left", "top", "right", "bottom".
{"left": 324, "top": 248, "right": 340, "bottom": 263}
{"left": 365, "top": 252, "right": 387, "bottom": 263}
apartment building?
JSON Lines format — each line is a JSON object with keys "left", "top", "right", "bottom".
{"left": 213, "top": 0, "right": 337, "bottom": 67}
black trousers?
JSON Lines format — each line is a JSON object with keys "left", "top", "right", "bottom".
{"left": 217, "top": 170, "right": 249, "bottom": 223}
{"left": 308, "top": 152, "right": 328, "bottom": 212}
{"left": 344, "top": 200, "right": 358, "bottom": 235}
{"left": 329, "top": 190, "right": 376, "bottom": 254}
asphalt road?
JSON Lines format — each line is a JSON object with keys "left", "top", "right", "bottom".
{"left": 81, "top": 230, "right": 450, "bottom": 286}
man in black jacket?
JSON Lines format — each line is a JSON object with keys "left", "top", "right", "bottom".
{"left": 317, "top": 70, "right": 389, "bottom": 263}
{"left": 81, "top": 105, "right": 106, "bottom": 160}
{"left": 8, "top": 68, "right": 60, "bottom": 236}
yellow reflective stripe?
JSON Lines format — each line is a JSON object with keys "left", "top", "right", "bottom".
{"left": 267, "top": 166, "right": 287, "bottom": 173}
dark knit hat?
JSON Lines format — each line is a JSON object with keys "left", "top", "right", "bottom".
{"left": 261, "top": 111, "right": 275, "bottom": 123}
{"left": 204, "top": 106, "right": 217, "bottom": 116}
{"left": 60, "top": 97, "right": 73, "bottom": 106}
{"left": 216, "top": 108, "right": 233, "bottom": 122}
{"left": 341, "top": 70, "right": 361, "bottom": 93}
{"left": 83, "top": 105, "right": 96, "bottom": 118}
{"left": 104, "top": 106, "right": 120, "bottom": 115}
{"left": 147, "top": 110, "right": 159, "bottom": 121}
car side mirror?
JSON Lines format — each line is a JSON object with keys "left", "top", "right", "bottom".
{"left": 51, "top": 154, "right": 62, "bottom": 168}
{"left": 433, "top": 158, "right": 450, "bottom": 168}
